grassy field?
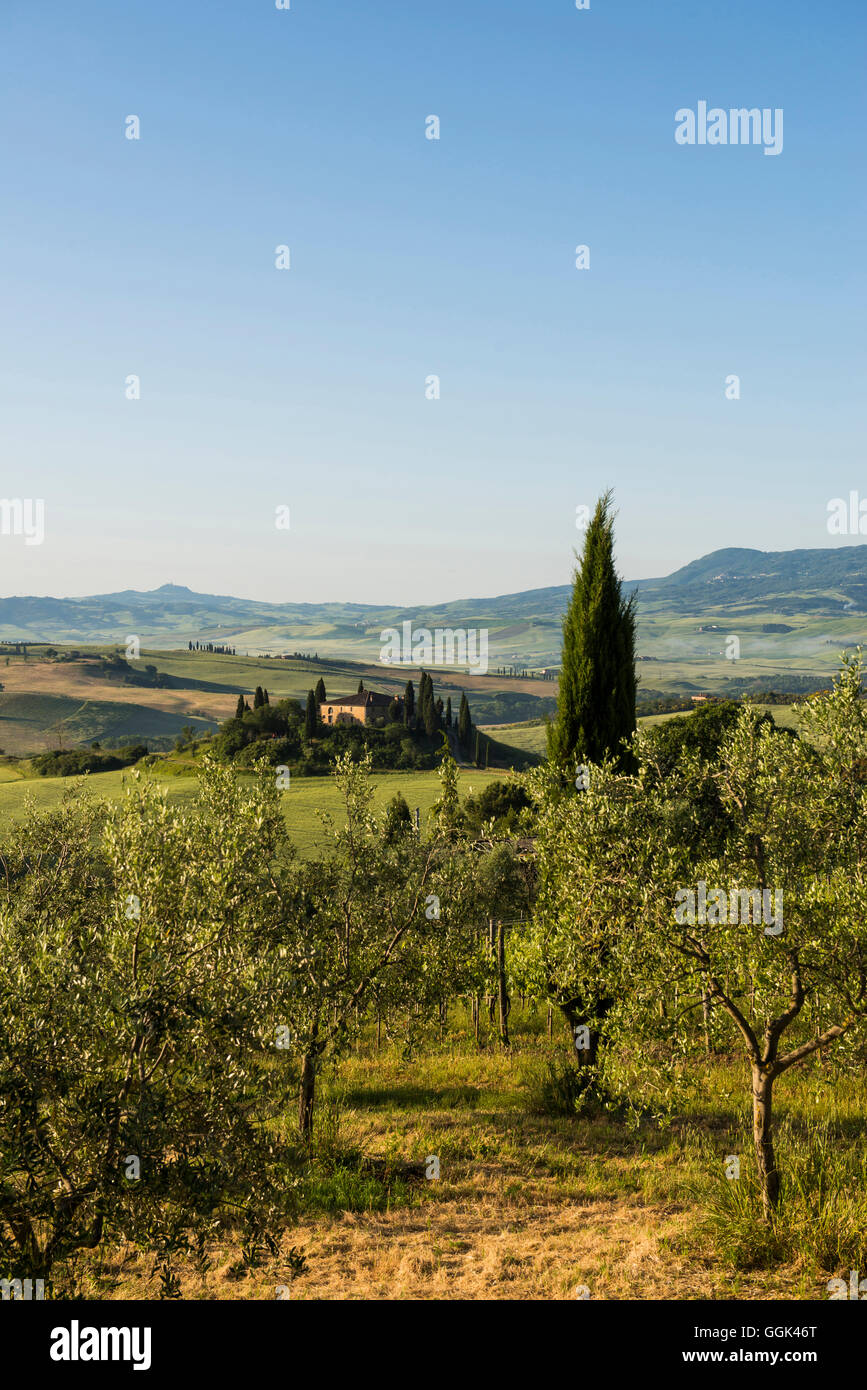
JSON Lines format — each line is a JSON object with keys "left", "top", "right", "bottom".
{"left": 61, "top": 1018, "right": 867, "bottom": 1300}
{"left": 0, "top": 765, "right": 506, "bottom": 854}
{"left": 482, "top": 720, "right": 548, "bottom": 757}
{"left": 0, "top": 698, "right": 805, "bottom": 843}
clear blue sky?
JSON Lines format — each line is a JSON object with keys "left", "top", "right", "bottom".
{"left": 1, "top": 0, "right": 864, "bottom": 603}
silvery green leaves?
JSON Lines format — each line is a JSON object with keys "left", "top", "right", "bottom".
{"left": 0, "top": 762, "right": 298, "bottom": 1287}
{"left": 259, "top": 749, "right": 482, "bottom": 1136}
{"left": 527, "top": 668, "right": 867, "bottom": 1214}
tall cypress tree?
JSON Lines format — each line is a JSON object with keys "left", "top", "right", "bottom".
{"left": 445, "top": 696, "right": 452, "bottom": 729}
{"left": 263, "top": 688, "right": 269, "bottom": 705}
{"left": 305, "top": 689, "right": 317, "bottom": 739}
{"left": 235, "top": 693, "right": 245, "bottom": 719}
{"left": 314, "top": 677, "right": 326, "bottom": 703}
{"left": 357, "top": 679, "right": 364, "bottom": 694}
{"left": 253, "top": 686, "right": 264, "bottom": 709}
{"left": 547, "top": 491, "right": 637, "bottom": 771}
{"left": 417, "top": 671, "right": 429, "bottom": 727}
{"left": 458, "top": 692, "right": 471, "bottom": 750}
{"left": 404, "top": 680, "right": 415, "bottom": 725}
{"left": 423, "top": 676, "right": 438, "bottom": 736}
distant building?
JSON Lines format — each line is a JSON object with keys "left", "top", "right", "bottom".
{"left": 320, "top": 690, "right": 399, "bottom": 727}
{"left": 691, "top": 693, "right": 709, "bottom": 703}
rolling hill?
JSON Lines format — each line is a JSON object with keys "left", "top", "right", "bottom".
{"left": 2, "top": 545, "right": 867, "bottom": 759}
{"left": 3, "top": 545, "right": 867, "bottom": 667}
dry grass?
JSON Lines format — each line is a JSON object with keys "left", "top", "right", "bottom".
{"left": 61, "top": 1029, "right": 850, "bottom": 1301}
{"left": 0, "top": 659, "right": 235, "bottom": 723}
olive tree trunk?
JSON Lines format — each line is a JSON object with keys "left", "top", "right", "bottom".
{"left": 751, "top": 1064, "right": 780, "bottom": 1216}
{"left": 298, "top": 1019, "right": 320, "bottom": 1140}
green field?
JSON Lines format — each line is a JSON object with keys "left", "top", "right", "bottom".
{"left": 482, "top": 720, "right": 548, "bottom": 757}
{"left": 485, "top": 713, "right": 692, "bottom": 753}
{"left": 0, "top": 765, "right": 505, "bottom": 855}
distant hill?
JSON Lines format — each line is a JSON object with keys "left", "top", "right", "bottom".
{"left": 2, "top": 545, "right": 867, "bottom": 673}
{"left": 633, "top": 545, "right": 867, "bottom": 612}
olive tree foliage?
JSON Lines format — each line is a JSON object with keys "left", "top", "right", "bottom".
{"left": 513, "top": 757, "right": 661, "bottom": 1065}
{"left": 435, "top": 758, "right": 535, "bottom": 1034}
{"left": 0, "top": 765, "right": 298, "bottom": 1288}
{"left": 521, "top": 660, "right": 867, "bottom": 1215}
{"left": 270, "top": 752, "right": 481, "bottom": 1137}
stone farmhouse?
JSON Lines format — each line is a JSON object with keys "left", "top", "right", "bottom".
{"left": 320, "top": 690, "right": 400, "bottom": 727}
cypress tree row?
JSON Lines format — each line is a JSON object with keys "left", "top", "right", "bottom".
{"left": 422, "top": 674, "right": 439, "bottom": 736}
{"left": 547, "top": 490, "right": 637, "bottom": 772}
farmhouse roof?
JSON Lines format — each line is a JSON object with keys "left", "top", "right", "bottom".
{"left": 325, "top": 690, "right": 395, "bottom": 707}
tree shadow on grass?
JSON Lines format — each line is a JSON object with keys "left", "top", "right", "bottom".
{"left": 338, "top": 1083, "right": 483, "bottom": 1111}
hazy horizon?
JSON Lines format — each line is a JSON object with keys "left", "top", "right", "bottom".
{"left": 5, "top": 538, "right": 867, "bottom": 611}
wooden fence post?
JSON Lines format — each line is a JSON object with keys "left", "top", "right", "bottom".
{"left": 496, "top": 920, "right": 510, "bottom": 1047}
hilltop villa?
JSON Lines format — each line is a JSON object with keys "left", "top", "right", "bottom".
{"left": 320, "top": 690, "right": 399, "bottom": 727}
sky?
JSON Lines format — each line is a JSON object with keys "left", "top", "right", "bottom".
{"left": 0, "top": 0, "right": 864, "bottom": 604}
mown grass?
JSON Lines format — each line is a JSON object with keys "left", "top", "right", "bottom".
{"left": 15, "top": 980, "right": 866, "bottom": 1299}
{"left": 219, "top": 1017, "right": 865, "bottom": 1300}
{"left": 61, "top": 1013, "right": 867, "bottom": 1298}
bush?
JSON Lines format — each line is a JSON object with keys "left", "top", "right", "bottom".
{"left": 520, "top": 1056, "right": 609, "bottom": 1117}
{"left": 31, "top": 744, "right": 147, "bottom": 777}
{"left": 463, "top": 780, "right": 531, "bottom": 834}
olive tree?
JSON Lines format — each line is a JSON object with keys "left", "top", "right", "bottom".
{"left": 516, "top": 759, "right": 657, "bottom": 1067}
{"left": 0, "top": 766, "right": 297, "bottom": 1289}
{"left": 524, "top": 661, "right": 867, "bottom": 1216}
{"left": 269, "top": 753, "right": 463, "bottom": 1138}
